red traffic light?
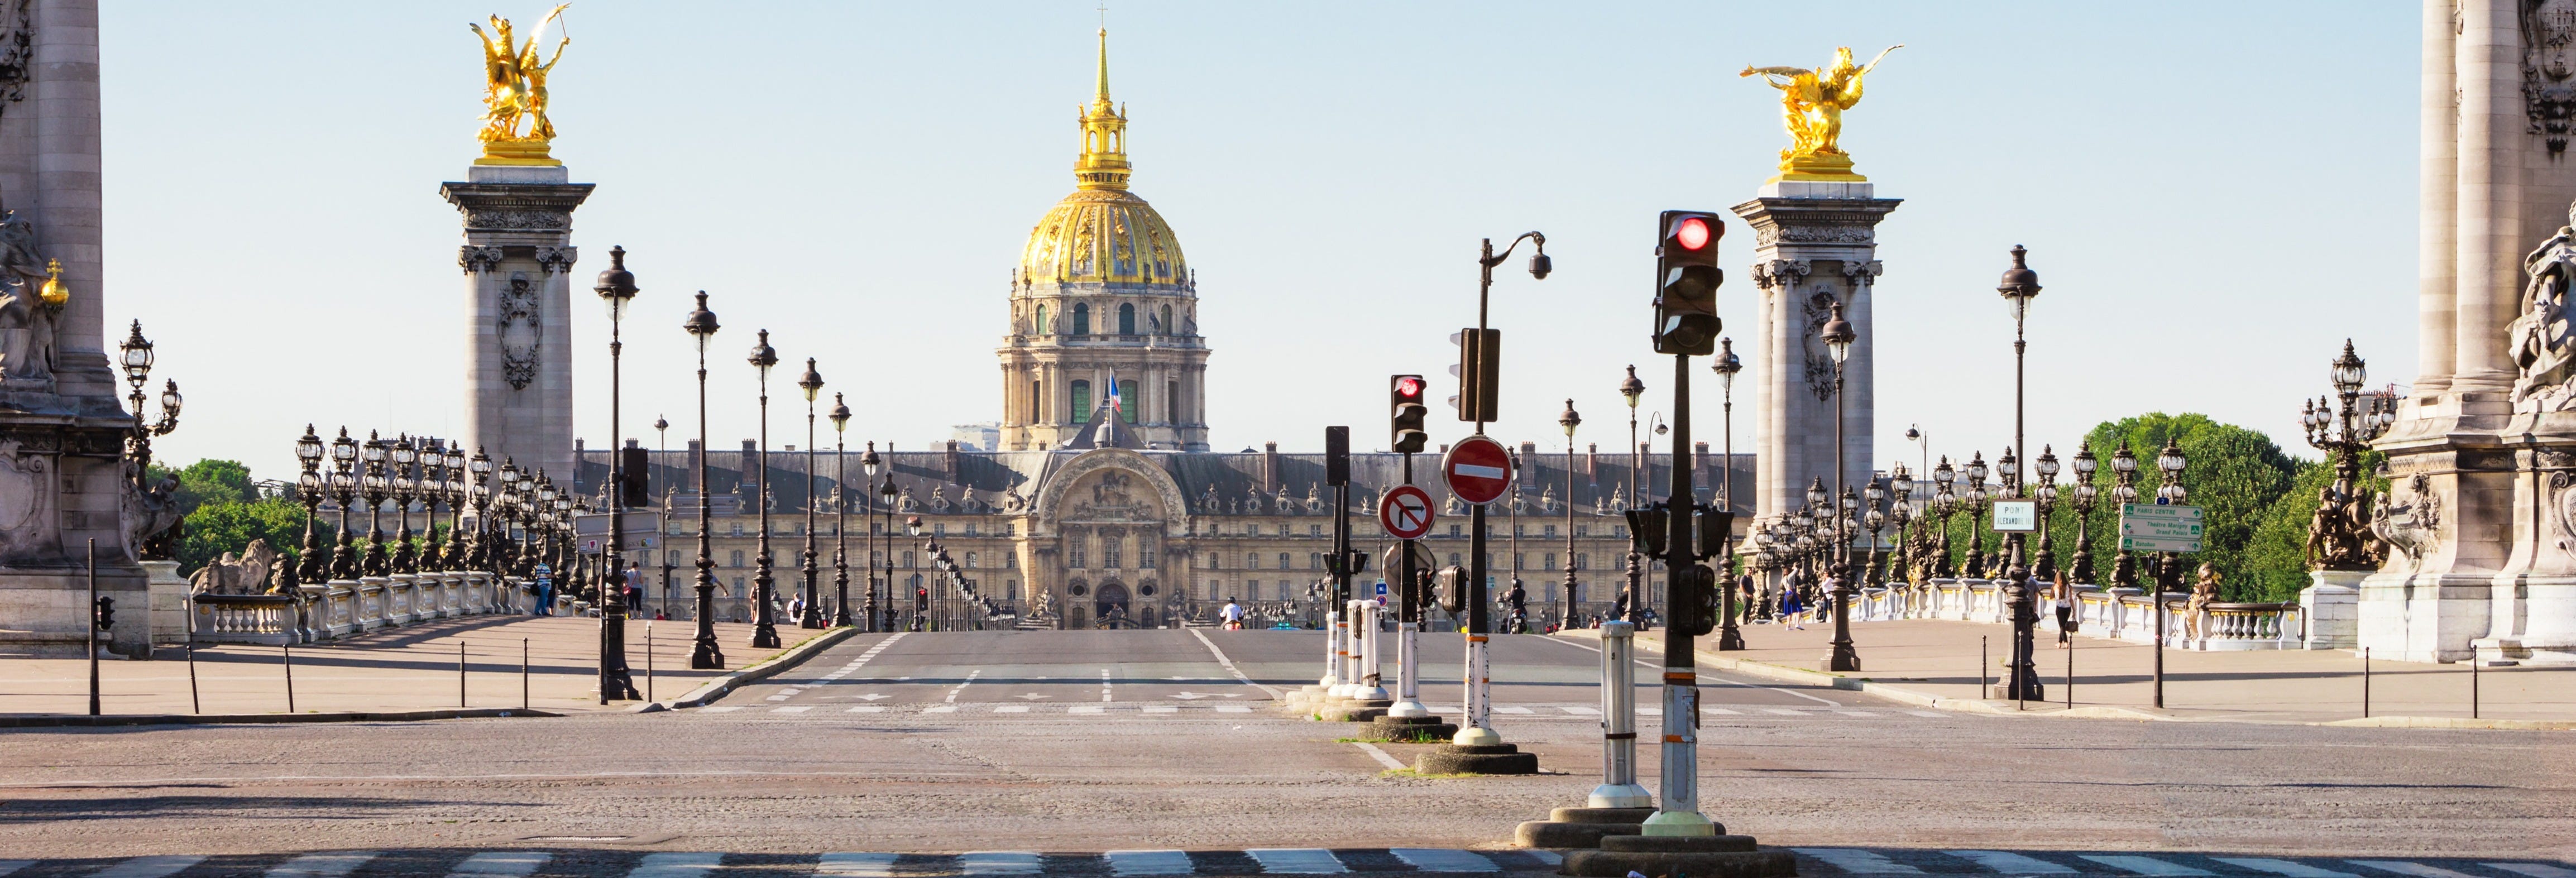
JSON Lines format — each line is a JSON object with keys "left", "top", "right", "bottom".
{"left": 1674, "top": 216, "right": 1712, "bottom": 251}
{"left": 1394, "top": 376, "right": 1423, "bottom": 399}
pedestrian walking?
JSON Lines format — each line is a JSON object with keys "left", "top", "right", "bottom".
{"left": 1782, "top": 578, "right": 1807, "bottom": 630}
{"left": 1220, "top": 597, "right": 1244, "bottom": 630}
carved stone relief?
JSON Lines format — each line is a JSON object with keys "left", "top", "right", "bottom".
{"left": 535, "top": 246, "right": 578, "bottom": 275}
{"left": 0, "top": 439, "right": 52, "bottom": 564}
{"left": 2371, "top": 472, "right": 2443, "bottom": 571}
{"left": 2527, "top": 0, "right": 2576, "bottom": 154}
{"left": 459, "top": 245, "right": 503, "bottom": 275}
{"left": 496, "top": 272, "right": 541, "bottom": 391}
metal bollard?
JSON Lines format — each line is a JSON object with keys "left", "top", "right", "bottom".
{"left": 1356, "top": 600, "right": 1388, "bottom": 701}
{"left": 1320, "top": 606, "right": 1346, "bottom": 695}
{"left": 1591, "top": 621, "right": 1651, "bottom": 807}
{"left": 1389, "top": 599, "right": 1426, "bottom": 718}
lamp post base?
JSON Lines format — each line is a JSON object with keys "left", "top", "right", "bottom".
{"left": 689, "top": 636, "right": 724, "bottom": 670}
{"left": 1717, "top": 623, "right": 1746, "bottom": 651}
{"left": 1827, "top": 640, "right": 1861, "bottom": 672}
{"left": 751, "top": 625, "right": 781, "bottom": 650}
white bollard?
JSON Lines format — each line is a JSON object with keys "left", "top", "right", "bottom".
{"left": 1356, "top": 599, "right": 1389, "bottom": 701}
{"left": 1590, "top": 620, "right": 1651, "bottom": 807}
{"left": 1320, "top": 606, "right": 1344, "bottom": 692}
{"left": 1388, "top": 607, "right": 1427, "bottom": 717}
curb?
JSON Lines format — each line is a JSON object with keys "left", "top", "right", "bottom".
{"left": 1566, "top": 630, "right": 2570, "bottom": 732}
{"left": 0, "top": 707, "right": 562, "bottom": 728}
{"left": 650, "top": 626, "right": 859, "bottom": 711}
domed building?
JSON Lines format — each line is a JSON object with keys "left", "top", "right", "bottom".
{"left": 998, "top": 28, "right": 1210, "bottom": 452}
{"left": 581, "top": 28, "right": 1704, "bottom": 632}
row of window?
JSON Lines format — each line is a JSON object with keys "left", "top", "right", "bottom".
{"left": 671, "top": 576, "right": 1027, "bottom": 603}
{"left": 670, "top": 549, "right": 1019, "bottom": 571}
{"left": 1032, "top": 301, "right": 1175, "bottom": 338}
{"left": 676, "top": 521, "right": 1017, "bottom": 538}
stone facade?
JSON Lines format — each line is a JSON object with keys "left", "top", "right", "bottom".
{"left": 440, "top": 165, "right": 591, "bottom": 484}
{"left": 1732, "top": 180, "right": 1898, "bottom": 536}
{"left": 2367, "top": 0, "right": 2576, "bottom": 664}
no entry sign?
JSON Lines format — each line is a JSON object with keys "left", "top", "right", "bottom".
{"left": 1380, "top": 484, "right": 1436, "bottom": 540}
{"left": 1443, "top": 434, "right": 1512, "bottom": 506}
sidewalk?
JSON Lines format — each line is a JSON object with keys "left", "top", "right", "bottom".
{"left": 1599, "top": 617, "right": 2576, "bottom": 727}
{"left": 0, "top": 616, "right": 833, "bottom": 719}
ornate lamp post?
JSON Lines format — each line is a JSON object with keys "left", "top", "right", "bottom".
{"left": 592, "top": 244, "right": 643, "bottom": 701}
{"left": 862, "top": 443, "right": 885, "bottom": 632}
{"left": 390, "top": 436, "right": 420, "bottom": 574}
{"left": 904, "top": 515, "right": 926, "bottom": 631}
{"left": 492, "top": 459, "right": 521, "bottom": 582}
{"left": 466, "top": 447, "right": 492, "bottom": 576}
{"left": 328, "top": 428, "right": 360, "bottom": 580}
{"left": 877, "top": 455, "right": 899, "bottom": 632}
{"left": 1862, "top": 479, "right": 1886, "bottom": 587}
{"left": 441, "top": 444, "right": 468, "bottom": 570}
{"left": 115, "top": 322, "right": 182, "bottom": 490}
{"left": 1558, "top": 399, "right": 1582, "bottom": 631}
{"left": 1619, "top": 366, "right": 1644, "bottom": 624}
{"left": 1960, "top": 452, "right": 1989, "bottom": 579}
{"left": 1818, "top": 304, "right": 1860, "bottom": 671}
{"left": 360, "top": 433, "right": 391, "bottom": 577}
{"left": 419, "top": 440, "right": 448, "bottom": 572}
{"left": 748, "top": 329, "right": 783, "bottom": 650}
{"left": 2301, "top": 340, "right": 2394, "bottom": 570}
{"left": 2068, "top": 445, "right": 2100, "bottom": 583}
{"left": 2151, "top": 436, "right": 2188, "bottom": 708}
{"left": 1997, "top": 245, "right": 2044, "bottom": 702}
{"left": 1930, "top": 457, "right": 1957, "bottom": 579}
{"left": 797, "top": 358, "right": 826, "bottom": 629}
{"left": 295, "top": 426, "right": 328, "bottom": 584}
{"left": 830, "top": 394, "right": 854, "bottom": 627}
{"left": 1996, "top": 444, "right": 2043, "bottom": 702}
{"left": 2108, "top": 442, "right": 2141, "bottom": 590}
{"left": 1711, "top": 337, "right": 1745, "bottom": 649}
{"left": 1886, "top": 463, "right": 1913, "bottom": 581}
{"left": 2031, "top": 445, "right": 2060, "bottom": 579}
{"left": 683, "top": 291, "right": 724, "bottom": 668}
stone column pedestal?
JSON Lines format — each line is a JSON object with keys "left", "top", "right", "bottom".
{"left": 1731, "top": 181, "right": 1899, "bottom": 531}
{"left": 2300, "top": 570, "right": 2365, "bottom": 650}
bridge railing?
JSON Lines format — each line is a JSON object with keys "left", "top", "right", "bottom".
{"left": 1844, "top": 579, "right": 2303, "bottom": 650}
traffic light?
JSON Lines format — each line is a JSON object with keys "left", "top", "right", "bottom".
{"left": 1389, "top": 375, "right": 1428, "bottom": 453}
{"left": 1652, "top": 210, "right": 1724, "bottom": 356}
{"left": 93, "top": 594, "right": 115, "bottom": 631}
{"left": 916, "top": 587, "right": 928, "bottom": 611}
{"left": 1449, "top": 329, "right": 1500, "bottom": 423}
{"left": 1432, "top": 565, "right": 1468, "bottom": 613}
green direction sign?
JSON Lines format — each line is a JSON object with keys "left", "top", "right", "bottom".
{"left": 2118, "top": 503, "right": 2204, "bottom": 551}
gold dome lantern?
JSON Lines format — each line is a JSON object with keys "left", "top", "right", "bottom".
{"left": 1018, "top": 28, "right": 1188, "bottom": 290}
{"left": 36, "top": 257, "right": 64, "bottom": 306}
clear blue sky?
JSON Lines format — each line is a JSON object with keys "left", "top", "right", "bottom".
{"left": 104, "top": 2, "right": 2417, "bottom": 481}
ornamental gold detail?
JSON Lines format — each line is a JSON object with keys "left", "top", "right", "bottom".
{"left": 470, "top": 5, "right": 572, "bottom": 166}
{"left": 1741, "top": 45, "right": 1900, "bottom": 183}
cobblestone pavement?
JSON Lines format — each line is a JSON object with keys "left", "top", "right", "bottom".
{"left": 1, "top": 631, "right": 2566, "bottom": 864}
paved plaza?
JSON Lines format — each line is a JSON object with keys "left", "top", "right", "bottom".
{"left": 0, "top": 629, "right": 2568, "bottom": 866}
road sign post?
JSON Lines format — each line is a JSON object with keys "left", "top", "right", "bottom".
{"left": 1442, "top": 435, "right": 1512, "bottom": 745}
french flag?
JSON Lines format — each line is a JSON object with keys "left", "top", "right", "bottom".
{"left": 1107, "top": 371, "right": 1123, "bottom": 417}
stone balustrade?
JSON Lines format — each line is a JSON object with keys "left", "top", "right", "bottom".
{"left": 1846, "top": 579, "right": 2305, "bottom": 650}
{"left": 191, "top": 573, "right": 523, "bottom": 645}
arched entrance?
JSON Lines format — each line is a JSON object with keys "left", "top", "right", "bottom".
{"left": 1095, "top": 582, "right": 1132, "bottom": 627}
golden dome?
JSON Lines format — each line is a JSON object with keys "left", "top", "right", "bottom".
{"left": 1017, "top": 27, "right": 1189, "bottom": 290}
{"left": 1021, "top": 188, "right": 1186, "bottom": 288}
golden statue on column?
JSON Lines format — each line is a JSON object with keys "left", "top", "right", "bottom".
{"left": 469, "top": 4, "right": 572, "bottom": 166}
{"left": 1742, "top": 45, "right": 1900, "bottom": 182}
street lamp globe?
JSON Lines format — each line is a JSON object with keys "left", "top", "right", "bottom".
{"left": 1995, "top": 447, "right": 2019, "bottom": 484}
{"left": 1619, "top": 366, "right": 1643, "bottom": 410}
{"left": 2330, "top": 338, "right": 2367, "bottom": 395}
{"left": 684, "top": 291, "right": 720, "bottom": 354}
{"left": 1997, "top": 244, "right": 2041, "bottom": 327}
{"left": 118, "top": 320, "right": 153, "bottom": 386}
{"left": 1932, "top": 455, "right": 1955, "bottom": 489}
{"left": 1712, "top": 338, "right": 1741, "bottom": 392}
{"left": 1965, "top": 452, "right": 1989, "bottom": 486}
{"left": 159, "top": 380, "right": 182, "bottom": 417}
{"left": 1558, "top": 399, "right": 1580, "bottom": 438}
{"left": 2072, "top": 444, "right": 2098, "bottom": 481}
{"left": 2036, "top": 445, "right": 2060, "bottom": 484}
{"left": 1806, "top": 477, "right": 1828, "bottom": 509}
{"left": 296, "top": 425, "right": 325, "bottom": 467}
{"left": 1819, "top": 302, "right": 1855, "bottom": 364}
{"left": 799, "top": 358, "right": 824, "bottom": 403}
{"left": 862, "top": 442, "right": 882, "bottom": 479}
{"left": 905, "top": 515, "right": 923, "bottom": 538}
{"left": 830, "top": 394, "right": 851, "bottom": 435}
{"left": 594, "top": 245, "right": 638, "bottom": 322}
{"left": 749, "top": 330, "right": 778, "bottom": 378}
{"left": 1888, "top": 463, "right": 1912, "bottom": 501}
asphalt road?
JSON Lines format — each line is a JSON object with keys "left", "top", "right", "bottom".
{"left": 2, "top": 630, "right": 2568, "bottom": 868}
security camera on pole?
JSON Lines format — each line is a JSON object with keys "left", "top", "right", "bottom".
{"left": 1414, "top": 232, "right": 1548, "bottom": 778}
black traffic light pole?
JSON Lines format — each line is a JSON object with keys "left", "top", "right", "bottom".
{"left": 1643, "top": 210, "right": 1722, "bottom": 837}
{"left": 1328, "top": 427, "right": 1354, "bottom": 690}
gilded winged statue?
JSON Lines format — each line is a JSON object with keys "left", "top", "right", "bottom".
{"left": 468, "top": 5, "right": 571, "bottom": 160}
{"left": 1742, "top": 45, "right": 1900, "bottom": 177}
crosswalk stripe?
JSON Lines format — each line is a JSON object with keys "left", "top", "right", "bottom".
{"left": 1794, "top": 848, "right": 1923, "bottom": 874}
{"left": 1765, "top": 708, "right": 1807, "bottom": 716}
{"left": 448, "top": 851, "right": 553, "bottom": 877}
{"left": 2079, "top": 855, "right": 2212, "bottom": 876}
{"left": 815, "top": 852, "right": 899, "bottom": 877}
{"left": 1562, "top": 706, "right": 1601, "bottom": 715}
{"left": 1837, "top": 711, "right": 1880, "bottom": 717}
{"left": 2352, "top": 863, "right": 2483, "bottom": 878}
{"left": 847, "top": 706, "right": 885, "bottom": 713}
{"left": 1246, "top": 848, "right": 1348, "bottom": 874}
{"left": 1105, "top": 850, "right": 1195, "bottom": 876}
{"left": 1946, "top": 851, "right": 2075, "bottom": 874}
{"left": 267, "top": 852, "right": 381, "bottom": 877}
{"left": 628, "top": 852, "right": 725, "bottom": 878}
{"left": 1496, "top": 706, "right": 1533, "bottom": 714}
{"left": 2483, "top": 860, "right": 2576, "bottom": 875}
{"left": 701, "top": 706, "right": 746, "bottom": 713}
{"left": 2485, "top": 865, "right": 2576, "bottom": 878}
{"left": 1706, "top": 707, "right": 1743, "bottom": 715}
{"left": 1216, "top": 706, "right": 1251, "bottom": 713}
{"left": 996, "top": 706, "right": 1031, "bottom": 713}
{"left": 2214, "top": 858, "right": 2359, "bottom": 878}
{"left": 1907, "top": 710, "right": 1946, "bottom": 717}
{"left": 1143, "top": 706, "right": 1179, "bottom": 713}
{"left": 1389, "top": 849, "right": 1498, "bottom": 873}
{"left": 925, "top": 706, "right": 958, "bottom": 713}
{"left": 93, "top": 856, "right": 208, "bottom": 878}
{"left": 773, "top": 706, "right": 813, "bottom": 713}
{"left": 959, "top": 852, "right": 1044, "bottom": 875}
{"left": 1070, "top": 706, "right": 1104, "bottom": 714}
{"left": 0, "top": 861, "right": 27, "bottom": 877}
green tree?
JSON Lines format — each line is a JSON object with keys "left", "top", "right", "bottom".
{"left": 149, "top": 458, "right": 260, "bottom": 516}
{"left": 178, "top": 495, "right": 308, "bottom": 575}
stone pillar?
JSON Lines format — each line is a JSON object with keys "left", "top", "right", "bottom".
{"left": 1732, "top": 182, "right": 1899, "bottom": 533}
{"left": 2418, "top": 0, "right": 2458, "bottom": 395}
{"left": 2454, "top": 0, "right": 2520, "bottom": 393}
{"left": 443, "top": 166, "right": 592, "bottom": 483}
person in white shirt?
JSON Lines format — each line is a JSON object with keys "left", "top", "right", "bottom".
{"left": 1220, "top": 597, "right": 1244, "bottom": 630}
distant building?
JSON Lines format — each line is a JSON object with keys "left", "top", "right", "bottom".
{"left": 951, "top": 424, "right": 1000, "bottom": 452}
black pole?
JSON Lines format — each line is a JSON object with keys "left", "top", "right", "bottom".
{"left": 460, "top": 640, "right": 468, "bottom": 708}
{"left": 1718, "top": 376, "right": 1742, "bottom": 650}
{"left": 751, "top": 337, "right": 781, "bottom": 650}
{"left": 599, "top": 279, "right": 639, "bottom": 702}
{"left": 86, "top": 539, "right": 99, "bottom": 717}
{"left": 283, "top": 642, "right": 296, "bottom": 714}
{"left": 689, "top": 295, "right": 724, "bottom": 669}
